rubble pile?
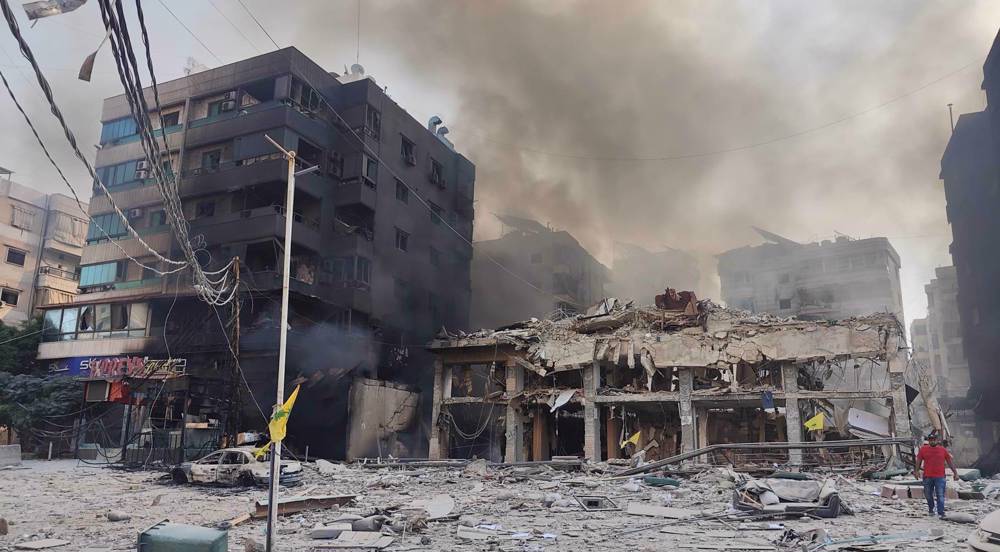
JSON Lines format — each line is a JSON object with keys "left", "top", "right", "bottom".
{"left": 4, "top": 459, "right": 1000, "bottom": 551}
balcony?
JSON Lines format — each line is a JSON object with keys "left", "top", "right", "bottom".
{"left": 43, "top": 237, "right": 83, "bottom": 258}
{"left": 77, "top": 277, "right": 164, "bottom": 303}
{"left": 333, "top": 180, "right": 377, "bottom": 210}
{"left": 190, "top": 205, "right": 321, "bottom": 251}
{"left": 327, "top": 280, "right": 372, "bottom": 313}
{"left": 178, "top": 155, "right": 329, "bottom": 200}
{"left": 329, "top": 232, "right": 374, "bottom": 258}
{"left": 36, "top": 266, "right": 79, "bottom": 295}
{"left": 184, "top": 101, "right": 329, "bottom": 151}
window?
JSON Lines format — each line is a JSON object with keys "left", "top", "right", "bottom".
{"left": 196, "top": 201, "right": 216, "bottom": 218}
{"left": 365, "top": 105, "right": 381, "bottom": 139}
{"left": 395, "top": 180, "right": 409, "bottom": 203}
{"left": 201, "top": 150, "right": 222, "bottom": 170}
{"left": 429, "top": 246, "right": 440, "bottom": 267}
{"left": 429, "top": 202, "right": 443, "bottom": 225}
{"left": 394, "top": 228, "right": 409, "bottom": 251}
{"left": 530, "top": 252, "right": 543, "bottom": 264}
{"left": 5, "top": 247, "right": 26, "bottom": 266}
{"left": 86, "top": 213, "right": 128, "bottom": 244}
{"left": 80, "top": 261, "right": 126, "bottom": 287}
{"left": 429, "top": 158, "right": 444, "bottom": 187}
{"left": 99, "top": 116, "right": 137, "bottom": 144}
{"left": 328, "top": 151, "right": 344, "bottom": 179}
{"left": 11, "top": 206, "right": 34, "bottom": 231}
{"left": 160, "top": 111, "right": 180, "bottom": 127}
{"left": 0, "top": 288, "right": 18, "bottom": 306}
{"left": 207, "top": 100, "right": 224, "bottom": 117}
{"left": 95, "top": 160, "right": 140, "bottom": 188}
{"left": 779, "top": 298, "right": 792, "bottom": 310}
{"left": 400, "top": 136, "right": 415, "bottom": 165}
{"left": 363, "top": 156, "right": 378, "bottom": 188}
{"left": 356, "top": 257, "right": 371, "bottom": 284}
{"left": 151, "top": 210, "right": 167, "bottom": 227}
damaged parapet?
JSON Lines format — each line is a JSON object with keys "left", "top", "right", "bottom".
{"left": 427, "top": 291, "right": 910, "bottom": 466}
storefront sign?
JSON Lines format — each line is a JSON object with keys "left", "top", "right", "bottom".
{"left": 48, "top": 356, "right": 187, "bottom": 379}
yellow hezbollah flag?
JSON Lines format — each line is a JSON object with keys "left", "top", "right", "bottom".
{"left": 804, "top": 412, "right": 825, "bottom": 431}
{"left": 254, "top": 385, "right": 301, "bottom": 458}
{"left": 620, "top": 431, "right": 641, "bottom": 449}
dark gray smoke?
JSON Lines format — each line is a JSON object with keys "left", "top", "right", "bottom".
{"left": 4, "top": 0, "right": 1000, "bottom": 324}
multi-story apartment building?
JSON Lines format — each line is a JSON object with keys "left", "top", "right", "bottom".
{"left": 940, "top": 38, "right": 1000, "bottom": 456}
{"left": 607, "top": 243, "right": 700, "bottom": 305}
{"left": 717, "top": 229, "right": 904, "bottom": 322}
{"left": 910, "top": 318, "right": 930, "bottom": 367}
{"left": 0, "top": 171, "right": 87, "bottom": 324}
{"left": 35, "top": 48, "right": 475, "bottom": 461}
{"left": 470, "top": 215, "right": 608, "bottom": 329}
{"left": 922, "top": 266, "right": 978, "bottom": 463}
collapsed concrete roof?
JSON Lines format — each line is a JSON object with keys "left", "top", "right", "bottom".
{"left": 429, "top": 298, "right": 903, "bottom": 377}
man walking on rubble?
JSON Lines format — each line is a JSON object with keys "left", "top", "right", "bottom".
{"left": 914, "top": 432, "right": 960, "bottom": 518}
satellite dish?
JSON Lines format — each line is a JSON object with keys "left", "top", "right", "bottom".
{"left": 350, "top": 63, "right": 365, "bottom": 76}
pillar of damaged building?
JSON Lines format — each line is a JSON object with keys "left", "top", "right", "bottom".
{"left": 583, "top": 361, "right": 602, "bottom": 461}
{"left": 886, "top": 335, "right": 912, "bottom": 439}
{"left": 678, "top": 367, "right": 696, "bottom": 454}
{"left": 429, "top": 358, "right": 450, "bottom": 459}
{"left": 504, "top": 359, "right": 526, "bottom": 463}
{"left": 781, "top": 362, "right": 804, "bottom": 466}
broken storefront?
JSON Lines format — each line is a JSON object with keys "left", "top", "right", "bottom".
{"left": 428, "top": 296, "right": 911, "bottom": 466}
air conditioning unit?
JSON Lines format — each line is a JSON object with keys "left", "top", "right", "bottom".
{"left": 136, "top": 159, "right": 150, "bottom": 171}
{"left": 126, "top": 208, "right": 144, "bottom": 220}
{"left": 220, "top": 100, "right": 237, "bottom": 112}
{"left": 223, "top": 91, "right": 238, "bottom": 101}
{"left": 135, "top": 169, "right": 149, "bottom": 179}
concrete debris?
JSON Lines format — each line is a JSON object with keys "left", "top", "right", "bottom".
{"left": 315, "top": 459, "right": 348, "bottom": 475}
{"left": 14, "top": 541, "right": 72, "bottom": 550}
{"left": 105, "top": 510, "right": 130, "bottom": 522}
{"left": 942, "top": 511, "right": 976, "bottom": 524}
{"left": 4, "top": 458, "right": 994, "bottom": 551}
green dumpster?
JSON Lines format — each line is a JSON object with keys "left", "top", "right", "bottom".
{"left": 137, "top": 520, "right": 228, "bottom": 552}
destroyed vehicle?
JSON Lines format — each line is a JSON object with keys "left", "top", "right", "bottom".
{"left": 970, "top": 509, "right": 1000, "bottom": 552}
{"left": 170, "top": 447, "right": 303, "bottom": 487}
{"left": 732, "top": 477, "right": 843, "bottom": 518}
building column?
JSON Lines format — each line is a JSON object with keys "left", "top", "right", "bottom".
{"left": 504, "top": 360, "right": 526, "bottom": 463}
{"left": 532, "top": 407, "right": 550, "bottom": 461}
{"left": 678, "top": 367, "right": 696, "bottom": 454}
{"left": 782, "top": 363, "right": 803, "bottom": 466}
{"left": 582, "top": 361, "right": 602, "bottom": 461}
{"left": 605, "top": 407, "right": 622, "bottom": 460}
{"left": 428, "top": 359, "right": 446, "bottom": 459}
{"left": 886, "top": 335, "right": 912, "bottom": 440}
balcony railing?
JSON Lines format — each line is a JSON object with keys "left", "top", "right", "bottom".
{"left": 38, "top": 266, "right": 79, "bottom": 281}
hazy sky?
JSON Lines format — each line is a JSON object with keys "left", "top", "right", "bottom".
{"left": 1, "top": 0, "right": 998, "bottom": 327}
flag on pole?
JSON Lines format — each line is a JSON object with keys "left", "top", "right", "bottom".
{"left": 254, "top": 385, "right": 301, "bottom": 458}
{"left": 804, "top": 412, "right": 826, "bottom": 431}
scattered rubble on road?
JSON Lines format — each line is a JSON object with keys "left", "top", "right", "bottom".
{"left": 4, "top": 458, "right": 1000, "bottom": 551}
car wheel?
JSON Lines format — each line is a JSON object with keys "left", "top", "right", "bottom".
{"left": 237, "top": 472, "right": 256, "bottom": 487}
{"left": 171, "top": 469, "right": 188, "bottom": 484}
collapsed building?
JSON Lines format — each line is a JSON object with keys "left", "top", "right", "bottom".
{"left": 427, "top": 293, "right": 911, "bottom": 466}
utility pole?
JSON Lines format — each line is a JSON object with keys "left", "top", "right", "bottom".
{"left": 261, "top": 135, "right": 318, "bottom": 552}
{"left": 227, "top": 257, "right": 242, "bottom": 443}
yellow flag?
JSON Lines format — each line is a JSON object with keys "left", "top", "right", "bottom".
{"left": 254, "top": 385, "right": 301, "bottom": 458}
{"left": 804, "top": 412, "right": 825, "bottom": 431}
{"left": 620, "top": 430, "right": 641, "bottom": 448}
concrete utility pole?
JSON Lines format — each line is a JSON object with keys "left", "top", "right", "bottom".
{"left": 262, "top": 135, "right": 319, "bottom": 551}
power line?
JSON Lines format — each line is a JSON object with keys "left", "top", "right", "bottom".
{"left": 0, "top": 327, "right": 43, "bottom": 346}
{"left": 0, "top": 0, "right": 187, "bottom": 275}
{"left": 209, "top": 0, "right": 261, "bottom": 54}
{"left": 458, "top": 59, "right": 981, "bottom": 163}
{"left": 236, "top": 0, "right": 279, "bottom": 50}
{"left": 153, "top": 0, "right": 222, "bottom": 64}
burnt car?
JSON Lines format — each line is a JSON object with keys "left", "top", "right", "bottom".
{"left": 170, "top": 447, "right": 303, "bottom": 487}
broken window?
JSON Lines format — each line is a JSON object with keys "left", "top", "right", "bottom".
{"left": 328, "top": 151, "right": 344, "bottom": 179}
{"left": 365, "top": 105, "right": 381, "bottom": 139}
{"left": 429, "top": 158, "right": 444, "bottom": 187}
{"left": 395, "top": 179, "right": 409, "bottom": 203}
{"left": 394, "top": 228, "right": 409, "bottom": 252}
{"left": 0, "top": 288, "right": 18, "bottom": 306}
{"left": 400, "top": 135, "right": 416, "bottom": 165}
{"left": 196, "top": 200, "right": 216, "bottom": 218}
{"left": 160, "top": 111, "right": 180, "bottom": 127}
{"left": 201, "top": 149, "right": 222, "bottom": 170}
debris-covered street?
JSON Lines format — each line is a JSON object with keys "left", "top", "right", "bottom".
{"left": 3, "top": 458, "right": 997, "bottom": 551}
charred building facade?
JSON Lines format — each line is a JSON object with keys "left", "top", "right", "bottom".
{"left": 470, "top": 215, "right": 608, "bottom": 329}
{"left": 718, "top": 229, "right": 903, "bottom": 323}
{"left": 940, "top": 40, "right": 1000, "bottom": 437}
{"left": 35, "top": 48, "right": 475, "bottom": 461}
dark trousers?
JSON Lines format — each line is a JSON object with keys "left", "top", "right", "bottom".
{"left": 923, "top": 476, "right": 946, "bottom": 515}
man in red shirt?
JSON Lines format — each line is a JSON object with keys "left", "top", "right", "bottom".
{"left": 914, "top": 433, "right": 960, "bottom": 517}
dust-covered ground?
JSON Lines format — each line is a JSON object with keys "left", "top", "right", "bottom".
{"left": 0, "top": 459, "right": 995, "bottom": 551}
